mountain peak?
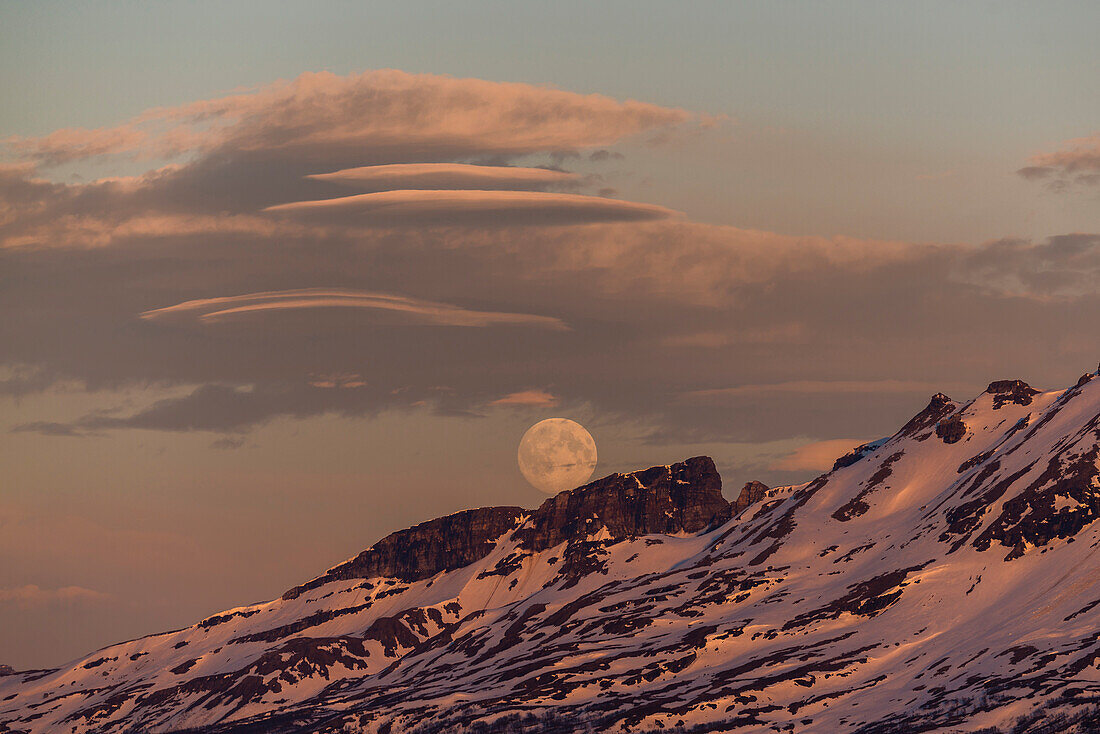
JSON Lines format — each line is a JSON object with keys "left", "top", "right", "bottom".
{"left": 984, "top": 378, "right": 1041, "bottom": 408}
{"left": 896, "top": 391, "right": 958, "bottom": 439}
{"left": 286, "top": 456, "right": 732, "bottom": 600}
{"left": 734, "top": 480, "right": 769, "bottom": 514}
{"left": 514, "top": 455, "right": 730, "bottom": 552}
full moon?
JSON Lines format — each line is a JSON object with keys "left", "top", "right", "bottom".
{"left": 517, "top": 418, "right": 598, "bottom": 495}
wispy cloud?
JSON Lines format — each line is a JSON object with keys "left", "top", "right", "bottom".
{"left": 1018, "top": 132, "right": 1100, "bottom": 190}
{"left": 0, "top": 585, "right": 110, "bottom": 608}
{"left": 140, "top": 289, "right": 570, "bottom": 330}
{"left": 489, "top": 389, "right": 559, "bottom": 408}
{"left": 6, "top": 69, "right": 692, "bottom": 168}
{"left": 679, "top": 380, "right": 968, "bottom": 403}
{"left": 307, "top": 163, "right": 580, "bottom": 191}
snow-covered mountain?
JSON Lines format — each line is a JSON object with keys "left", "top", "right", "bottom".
{"left": 4, "top": 369, "right": 1100, "bottom": 734}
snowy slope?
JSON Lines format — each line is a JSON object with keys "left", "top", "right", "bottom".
{"left": 2, "top": 370, "right": 1100, "bottom": 734}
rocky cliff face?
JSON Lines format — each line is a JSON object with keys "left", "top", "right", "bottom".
{"left": 284, "top": 506, "right": 526, "bottom": 599}
{"left": 7, "top": 368, "right": 1100, "bottom": 734}
{"left": 733, "top": 480, "right": 769, "bottom": 514}
{"left": 514, "top": 455, "right": 730, "bottom": 551}
{"left": 287, "top": 456, "right": 733, "bottom": 600}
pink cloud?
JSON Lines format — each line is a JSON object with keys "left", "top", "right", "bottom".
{"left": 489, "top": 389, "right": 559, "bottom": 408}
{"left": 307, "top": 163, "right": 579, "bottom": 190}
{"left": 1018, "top": 132, "right": 1100, "bottom": 188}
{"left": 264, "top": 189, "right": 678, "bottom": 226}
{"left": 139, "top": 288, "right": 570, "bottom": 330}
{"left": 6, "top": 70, "right": 693, "bottom": 167}
{"left": 0, "top": 584, "right": 110, "bottom": 608}
{"left": 2, "top": 212, "right": 295, "bottom": 250}
{"left": 770, "top": 438, "right": 868, "bottom": 472}
{"left": 308, "top": 373, "right": 367, "bottom": 389}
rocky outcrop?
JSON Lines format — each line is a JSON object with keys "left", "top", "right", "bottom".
{"left": 285, "top": 457, "right": 733, "bottom": 599}
{"left": 987, "top": 379, "right": 1041, "bottom": 409}
{"left": 832, "top": 439, "right": 887, "bottom": 471}
{"left": 514, "top": 456, "right": 731, "bottom": 552}
{"left": 897, "top": 393, "right": 957, "bottom": 439}
{"left": 283, "top": 506, "right": 525, "bottom": 599}
{"left": 936, "top": 415, "right": 967, "bottom": 444}
{"left": 734, "top": 480, "right": 769, "bottom": 515}
{"left": 0, "top": 665, "right": 14, "bottom": 676}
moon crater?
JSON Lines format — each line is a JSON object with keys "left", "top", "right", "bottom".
{"left": 517, "top": 418, "right": 597, "bottom": 495}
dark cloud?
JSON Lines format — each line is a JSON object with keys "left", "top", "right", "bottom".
{"left": 953, "top": 234, "right": 1100, "bottom": 299}
{"left": 588, "top": 149, "right": 624, "bottom": 162}
{"left": 11, "top": 421, "right": 85, "bottom": 437}
{"left": 209, "top": 436, "right": 247, "bottom": 450}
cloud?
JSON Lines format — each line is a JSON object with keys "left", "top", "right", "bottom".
{"left": 0, "top": 70, "right": 692, "bottom": 251}
{"left": 307, "top": 373, "right": 366, "bottom": 389}
{"left": 953, "top": 234, "right": 1100, "bottom": 299}
{"left": 1018, "top": 132, "right": 1100, "bottom": 189}
{"left": 139, "top": 288, "right": 570, "bottom": 330}
{"left": 0, "top": 585, "right": 110, "bottom": 608}
{"left": 489, "top": 389, "right": 559, "bottom": 408}
{"left": 209, "top": 436, "right": 246, "bottom": 450}
{"left": 769, "top": 438, "right": 868, "bottom": 472}
{"left": 264, "top": 189, "right": 677, "bottom": 226}
{"left": 11, "top": 421, "right": 86, "bottom": 437}
{"left": 659, "top": 323, "right": 808, "bottom": 348}
{"left": 3, "top": 70, "right": 1099, "bottom": 447}
{"left": 6, "top": 69, "right": 692, "bottom": 168}
{"left": 678, "top": 380, "right": 968, "bottom": 403}
{"left": 307, "top": 163, "right": 579, "bottom": 191}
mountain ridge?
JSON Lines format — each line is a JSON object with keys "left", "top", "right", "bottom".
{"left": 3, "top": 367, "right": 1100, "bottom": 733}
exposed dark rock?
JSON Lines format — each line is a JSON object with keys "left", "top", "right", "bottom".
{"left": 986, "top": 379, "right": 1041, "bottom": 409}
{"left": 0, "top": 665, "right": 13, "bottom": 676}
{"left": 513, "top": 456, "right": 731, "bottom": 552}
{"left": 734, "top": 481, "right": 770, "bottom": 515}
{"left": 831, "top": 440, "right": 884, "bottom": 471}
{"left": 782, "top": 565, "right": 925, "bottom": 631}
{"left": 832, "top": 452, "right": 905, "bottom": 521}
{"left": 957, "top": 450, "right": 994, "bottom": 474}
{"left": 283, "top": 506, "right": 525, "bottom": 599}
{"left": 1076, "top": 373, "right": 1095, "bottom": 388}
{"left": 974, "top": 446, "right": 1100, "bottom": 560}
{"left": 286, "top": 457, "right": 732, "bottom": 599}
{"left": 897, "top": 394, "right": 957, "bottom": 439}
{"left": 935, "top": 416, "right": 967, "bottom": 444}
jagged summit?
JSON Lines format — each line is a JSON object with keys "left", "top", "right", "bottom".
{"left": 4, "top": 369, "right": 1100, "bottom": 734}
{"left": 283, "top": 506, "right": 526, "bottom": 599}
{"left": 734, "top": 480, "right": 769, "bottom": 514}
{"left": 286, "top": 456, "right": 732, "bottom": 600}
{"left": 515, "top": 455, "right": 731, "bottom": 551}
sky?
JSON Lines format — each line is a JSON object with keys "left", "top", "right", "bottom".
{"left": 1, "top": 1, "right": 1098, "bottom": 669}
